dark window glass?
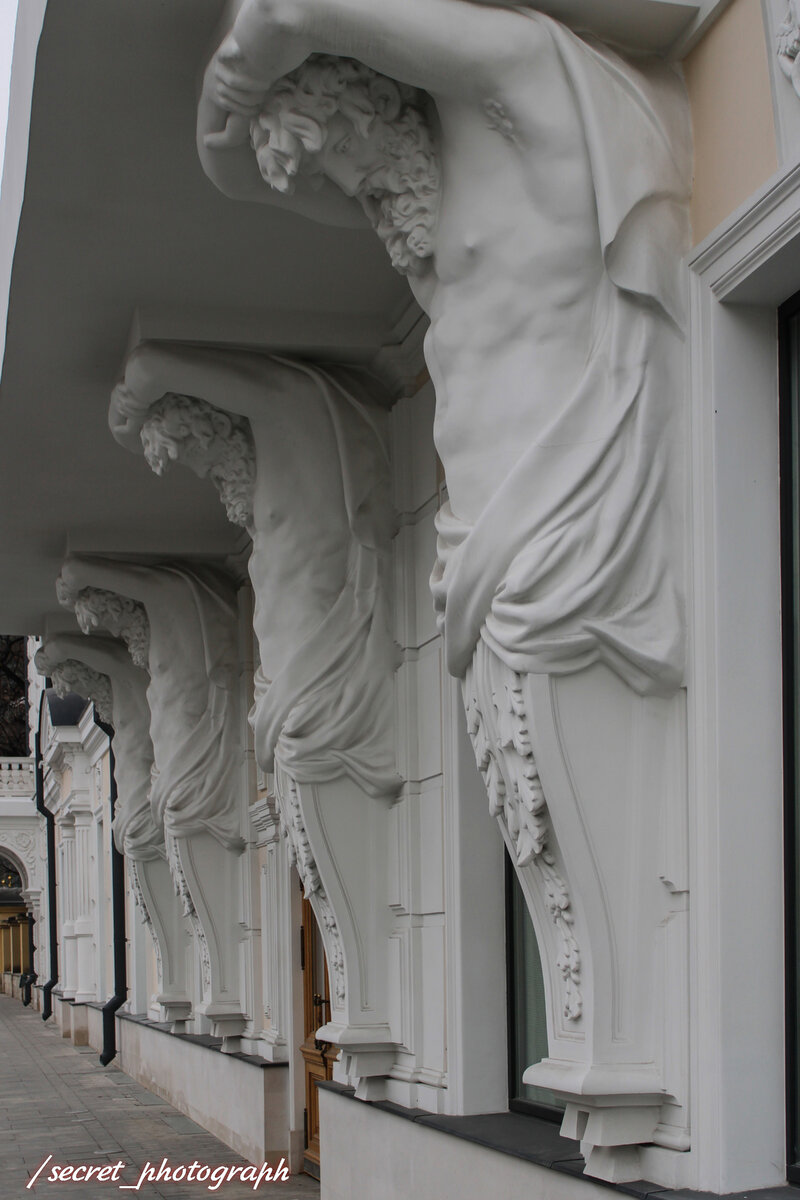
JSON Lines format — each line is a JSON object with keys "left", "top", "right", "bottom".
{"left": 780, "top": 293, "right": 800, "bottom": 1183}
{"left": 0, "top": 856, "right": 22, "bottom": 890}
{"left": 506, "top": 860, "right": 564, "bottom": 1118}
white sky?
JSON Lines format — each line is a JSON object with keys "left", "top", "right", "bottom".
{"left": 0, "top": 1, "right": 16, "bottom": 180}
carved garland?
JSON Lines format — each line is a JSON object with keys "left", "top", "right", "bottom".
{"left": 165, "top": 833, "right": 212, "bottom": 995}
{"left": 463, "top": 655, "right": 582, "bottom": 1021}
{"left": 128, "top": 859, "right": 163, "bottom": 980}
{"left": 275, "top": 768, "right": 346, "bottom": 1009}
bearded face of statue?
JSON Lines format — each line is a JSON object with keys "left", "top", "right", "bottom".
{"left": 317, "top": 112, "right": 395, "bottom": 198}
{"left": 249, "top": 56, "right": 440, "bottom": 277}
{"left": 316, "top": 111, "right": 438, "bottom": 275}
{"left": 141, "top": 416, "right": 213, "bottom": 482}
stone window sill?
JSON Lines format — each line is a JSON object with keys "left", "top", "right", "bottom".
{"left": 317, "top": 1081, "right": 795, "bottom": 1200}
{"left": 116, "top": 1011, "right": 288, "bottom": 1070}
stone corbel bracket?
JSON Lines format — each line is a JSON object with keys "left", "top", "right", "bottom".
{"left": 276, "top": 768, "right": 398, "bottom": 1093}
{"left": 465, "top": 641, "right": 688, "bottom": 1182}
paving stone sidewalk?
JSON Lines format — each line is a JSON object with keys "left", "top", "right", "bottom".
{"left": 0, "top": 994, "right": 320, "bottom": 1200}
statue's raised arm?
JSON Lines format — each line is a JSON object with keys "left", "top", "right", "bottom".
{"left": 198, "top": 0, "right": 549, "bottom": 242}
{"left": 207, "top": 0, "right": 545, "bottom": 109}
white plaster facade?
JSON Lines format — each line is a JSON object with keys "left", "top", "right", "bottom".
{"left": 0, "top": 2, "right": 798, "bottom": 1199}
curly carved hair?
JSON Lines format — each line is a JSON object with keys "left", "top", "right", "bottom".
{"left": 51, "top": 660, "right": 114, "bottom": 725}
{"left": 140, "top": 393, "right": 256, "bottom": 531}
{"left": 250, "top": 55, "right": 439, "bottom": 277}
{"left": 65, "top": 586, "right": 150, "bottom": 671}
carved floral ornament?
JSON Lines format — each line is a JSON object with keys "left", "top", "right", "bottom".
{"left": 165, "top": 832, "right": 212, "bottom": 994}
{"left": 2, "top": 834, "right": 35, "bottom": 870}
{"left": 464, "top": 642, "right": 582, "bottom": 1021}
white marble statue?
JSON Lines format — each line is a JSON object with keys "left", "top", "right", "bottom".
{"left": 108, "top": 347, "right": 398, "bottom": 798}
{"left": 197, "top": 0, "right": 691, "bottom": 698}
{"left": 56, "top": 561, "right": 245, "bottom": 852}
{"left": 34, "top": 634, "right": 161, "bottom": 860}
{"left": 194, "top": 3, "right": 693, "bottom": 1173}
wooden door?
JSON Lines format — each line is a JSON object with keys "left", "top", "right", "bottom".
{"left": 300, "top": 892, "right": 334, "bottom": 1178}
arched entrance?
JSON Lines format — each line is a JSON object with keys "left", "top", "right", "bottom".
{"left": 0, "top": 850, "right": 34, "bottom": 994}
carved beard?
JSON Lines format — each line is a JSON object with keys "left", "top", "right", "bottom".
{"left": 51, "top": 661, "right": 113, "bottom": 725}
{"left": 73, "top": 592, "right": 150, "bottom": 671}
{"left": 356, "top": 162, "right": 438, "bottom": 277}
{"left": 208, "top": 435, "right": 255, "bottom": 532}
{"left": 141, "top": 416, "right": 255, "bottom": 533}
{"left": 251, "top": 104, "right": 439, "bottom": 278}
{"left": 120, "top": 620, "right": 150, "bottom": 672}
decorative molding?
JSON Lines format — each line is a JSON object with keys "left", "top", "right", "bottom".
{"left": 689, "top": 157, "right": 800, "bottom": 299}
{"left": 1, "top": 830, "right": 36, "bottom": 870}
{"left": 370, "top": 304, "right": 429, "bottom": 400}
{"left": 249, "top": 792, "right": 282, "bottom": 846}
{"left": 463, "top": 653, "right": 582, "bottom": 1022}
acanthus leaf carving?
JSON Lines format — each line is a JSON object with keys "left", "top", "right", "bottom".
{"left": 129, "top": 859, "right": 163, "bottom": 980}
{"left": 465, "top": 645, "right": 582, "bottom": 1022}
{"left": 165, "top": 832, "right": 211, "bottom": 995}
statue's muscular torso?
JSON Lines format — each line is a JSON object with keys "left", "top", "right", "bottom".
{"left": 413, "top": 45, "right": 604, "bottom": 524}
{"left": 247, "top": 385, "right": 351, "bottom": 685}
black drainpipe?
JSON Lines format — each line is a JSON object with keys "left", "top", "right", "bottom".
{"left": 34, "top": 713, "right": 58, "bottom": 1022}
{"left": 96, "top": 717, "right": 127, "bottom": 1066}
{"left": 20, "top": 915, "right": 36, "bottom": 1006}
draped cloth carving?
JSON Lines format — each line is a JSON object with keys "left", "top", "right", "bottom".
{"left": 430, "top": 19, "right": 689, "bottom": 697}
{"left": 243, "top": 360, "right": 397, "bottom": 799}
{"left": 142, "top": 565, "right": 244, "bottom": 854}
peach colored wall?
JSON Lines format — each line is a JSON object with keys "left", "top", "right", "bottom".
{"left": 684, "top": 0, "right": 778, "bottom": 244}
